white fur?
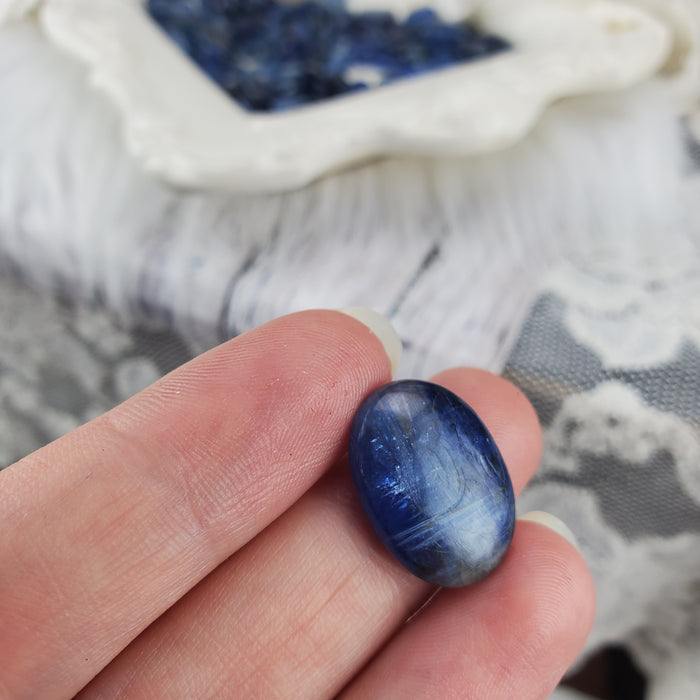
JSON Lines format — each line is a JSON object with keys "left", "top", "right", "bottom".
{"left": 0, "top": 20, "right": 692, "bottom": 377}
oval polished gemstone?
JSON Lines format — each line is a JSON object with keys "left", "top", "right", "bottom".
{"left": 349, "top": 380, "right": 515, "bottom": 587}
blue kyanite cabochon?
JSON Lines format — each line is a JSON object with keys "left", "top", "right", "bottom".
{"left": 349, "top": 380, "right": 515, "bottom": 587}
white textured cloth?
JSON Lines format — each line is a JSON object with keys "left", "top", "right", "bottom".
{"left": 0, "top": 21, "right": 690, "bottom": 374}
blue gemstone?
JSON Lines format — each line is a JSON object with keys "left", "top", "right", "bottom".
{"left": 349, "top": 380, "right": 515, "bottom": 587}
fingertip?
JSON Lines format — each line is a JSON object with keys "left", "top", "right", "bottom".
{"left": 519, "top": 511, "right": 579, "bottom": 552}
{"left": 512, "top": 517, "right": 596, "bottom": 650}
{"left": 337, "top": 308, "right": 402, "bottom": 377}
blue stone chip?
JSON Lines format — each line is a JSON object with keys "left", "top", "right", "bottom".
{"left": 146, "top": 0, "right": 510, "bottom": 112}
{"left": 349, "top": 380, "right": 515, "bottom": 587}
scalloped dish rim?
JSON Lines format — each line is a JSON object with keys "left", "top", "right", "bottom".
{"left": 35, "top": 0, "right": 671, "bottom": 192}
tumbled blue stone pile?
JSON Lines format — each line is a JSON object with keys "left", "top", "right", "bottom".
{"left": 147, "top": 0, "right": 509, "bottom": 111}
{"left": 349, "top": 380, "right": 515, "bottom": 587}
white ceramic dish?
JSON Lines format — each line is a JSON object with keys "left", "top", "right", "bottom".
{"left": 31, "top": 0, "right": 670, "bottom": 192}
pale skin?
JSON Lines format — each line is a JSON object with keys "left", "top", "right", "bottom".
{"left": 0, "top": 310, "right": 595, "bottom": 699}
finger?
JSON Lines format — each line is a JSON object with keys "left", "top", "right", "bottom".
{"left": 342, "top": 519, "right": 595, "bottom": 700}
{"left": 80, "top": 370, "right": 542, "bottom": 699}
{"left": 0, "top": 309, "right": 396, "bottom": 699}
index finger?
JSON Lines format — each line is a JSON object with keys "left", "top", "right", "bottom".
{"left": 0, "top": 309, "right": 397, "bottom": 699}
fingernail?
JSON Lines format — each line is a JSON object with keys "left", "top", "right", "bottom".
{"left": 338, "top": 308, "right": 402, "bottom": 376}
{"left": 519, "top": 511, "right": 579, "bottom": 551}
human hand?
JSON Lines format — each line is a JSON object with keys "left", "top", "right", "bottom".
{"left": 0, "top": 310, "right": 594, "bottom": 698}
